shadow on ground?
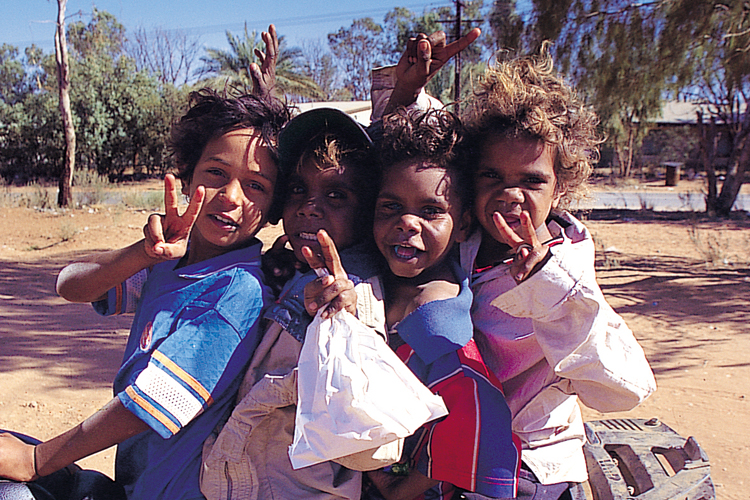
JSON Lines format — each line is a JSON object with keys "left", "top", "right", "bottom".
{"left": 0, "top": 252, "right": 131, "bottom": 390}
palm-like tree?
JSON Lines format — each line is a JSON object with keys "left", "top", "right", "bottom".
{"left": 199, "top": 24, "right": 323, "bottom": 101}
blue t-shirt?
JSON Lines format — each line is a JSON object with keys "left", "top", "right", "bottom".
{"left": 97, "top": 241, "right": 271, "bottom": 499}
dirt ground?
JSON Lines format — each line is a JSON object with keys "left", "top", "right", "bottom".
{"left": 0, "top": 179, "right": 748, "bottom": 499}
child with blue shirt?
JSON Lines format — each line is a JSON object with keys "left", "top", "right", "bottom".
{"left": 199, "top": 106, "right": 384, "bottom": 500}
{"left": 0, "top": 88, "right": 290, "bottom": 500}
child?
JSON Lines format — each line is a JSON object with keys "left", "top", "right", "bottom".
{"left": 0, "top": 88, "right": 290, "bottom": 500}
{"left": 309, "top": 108, "right": 521, "bottom": 500}
{"left": 456, "top": 47, "right": 657, "bottom": 494}
{"left": 199, "top": 107, "right": 383, "bottom": 500}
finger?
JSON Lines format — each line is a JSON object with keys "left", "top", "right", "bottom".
{"left": 253, "top": 50, "right": 266, "bottom": 65}
{"left": 146, "top": 214, "right": 166, "bottom": 245}
{"left": 267, "top": 24, "right": 279, "bottom": 56}
{"left": 518, "top": 211, "right": 541, "bottom": 247}
{"left": 427, "top": 30, "right": 447, "bottom": 50}
{"left": 163, "top": 174, "right": 180, "bottom": 219}
{"left": 492, "top": 212, "right": 524, "bottom": 248}
{"left": 181, "top": 185, "right": 204, "bottom": 230}
{"left": 144, "top": 214, "right": 166, "bottom": 257}
{"left": 416, "top": 38, "right": 431, "bottom": 76}
{"left": 441, "top": 27, "right": 481, "bottom": 63}
{"left": 316, "top": 230, "right": 347, "bottom": 278}
{"left": 511, "top": 244, "right": 548, "bottom": 283}
{"left": 301, "top": 245, "right": 326, "bottom": 271}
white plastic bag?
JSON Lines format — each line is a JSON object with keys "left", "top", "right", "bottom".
{"left": 289, "top": 309, "right": 448, "bottom": 470}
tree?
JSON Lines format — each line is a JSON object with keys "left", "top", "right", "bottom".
{"left": 127, "top": 26, "right": 202, "bottom": 86}
{"left": 666, "top": 0, "right": 750, "bottom": 217}
{"left": 300, "top": 39, "right": 351, "bottom": 101}
{"left": 328, "top": 18, "right": 388, "bottom": 100}
{"left": 0, "top": 44, "right": 27, "bottom": 105}
{"left": 485, "top": 0, "right": 524, "bottom": 53}
{"left": 54, "top": 0, "right": 76, "bottom": 207}
{"left": 200, "top": 25, "right": 322, "bottom": 101}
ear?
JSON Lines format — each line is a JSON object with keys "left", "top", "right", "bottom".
{"left": 454, "top": 209, "right": 473, "bottom": 243}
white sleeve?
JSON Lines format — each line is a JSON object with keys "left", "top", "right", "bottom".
{"left": 490, "top": 236, "right": 656, "bottom": 412}
{"left": 370, "top": 66, "right": 443, "bottom": 122}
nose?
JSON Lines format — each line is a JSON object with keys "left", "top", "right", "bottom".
{"left": 396, "top": 213, "right": 420, "bottom": 234}
{"left": 499, "top": 186, "right": 524, "bottom": 205}
{"left": 220, "top": 178, "right": 244, "bottom": 206}
{"left": 297, "top": 196, "right": 322, "bottom": 218}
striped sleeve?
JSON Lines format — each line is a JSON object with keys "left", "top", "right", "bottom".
{"left": 120, "top": 350, "right": 214, "bottom": 438}
{"left": 92, "top": 269, "right": 148, "bottom": 316}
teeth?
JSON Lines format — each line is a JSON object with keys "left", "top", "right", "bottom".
{"left": 212, "top": 214, "right": 237, "bottom": 227}
{"left": 299, "top": 232, "right": 317, "bottom": 241}
{"left": 395, "top": 245, "right": 418, "bottom": 259}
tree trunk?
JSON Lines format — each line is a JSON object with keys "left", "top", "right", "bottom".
{"left": 698, "top": 111, "right": 718, "bottom": 217}
{"left": 715, "top": 133, "right": 749, "bottom": 217}
{"left": 55, "top": 0, "right": 76, "bottom": 208}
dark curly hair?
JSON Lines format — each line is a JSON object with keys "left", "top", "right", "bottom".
{"left": 378, "top": 107, "right": 471, "bottom": 209}
{"left": 462, "top": 44, "right": 602, "bottom": 208}
{"left": 169, "top": 88, "right": 291, "bottom": 223}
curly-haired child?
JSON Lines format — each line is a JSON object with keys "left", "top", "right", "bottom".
{"left": 458, "top": 46, "right": 656, "bottom": 497}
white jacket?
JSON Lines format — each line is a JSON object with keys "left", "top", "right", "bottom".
{"left": 460, "top": 212, "right": 656, "bottom": 484}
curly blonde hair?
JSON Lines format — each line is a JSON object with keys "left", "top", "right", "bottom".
{"left": 462, "top": 44, "right": 601, "bottom": 208}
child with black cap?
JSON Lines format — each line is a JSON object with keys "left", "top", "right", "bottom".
{"left": 200, "top": 107, "right": 384, "bottom": 500}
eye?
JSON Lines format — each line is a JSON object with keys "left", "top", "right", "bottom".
{"left": 289, "top": 184, "right": 306, "bottom": 196}
{"left": 525, "top": 175, "right": 549, "bottom": 187}
{"left": 376, "top": 200, "right": 401, "bottom": 214}
{"left": 206, "top": 167, "right": 225, "bottom": 177}
{"left": 422, "top": 206, "right": 445, "bottom": 218}
{"left": 246, "top": 181, "right": 266, "bottom": 192}
{"left": 326, "top": 190, "right": 346, "bottom": 200}
{"left": 478, "top": 170, "right": 501, "bottom": 180}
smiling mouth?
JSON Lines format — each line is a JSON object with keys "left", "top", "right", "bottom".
{"left": 394, "top": 245, "right": 419, "bottom": 260}
{"left": 297, "top": 232, "right": 318, "bottom": 242}
{"left": 211, "top": 214, "right": 239, "bottom": 230}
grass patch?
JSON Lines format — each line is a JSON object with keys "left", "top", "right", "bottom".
{"left": 122, "top": 190, "right": 164, "bottom": 211}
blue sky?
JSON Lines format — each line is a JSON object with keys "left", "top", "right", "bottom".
{"left": 2, "top": 0, "right": 450, "bottom": 55}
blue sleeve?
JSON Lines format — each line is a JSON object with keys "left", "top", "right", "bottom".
{"left": 92, "top": 269, "right": 149, "bottom": 316}
{"left": 118, "top": 270, "right": 268, "bottom": 438}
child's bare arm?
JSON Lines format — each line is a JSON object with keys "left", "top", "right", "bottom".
{"left": 384, "top": 28, "right": 481, "bottom": 115}
{"left": 0, "top": 397, "right": 149, "bottom": 482}
{"left": 249, "top": 24, "right": 278, "bottom": 97}
{"left": 56, "top": 174, "right": 204, "bottom": 303}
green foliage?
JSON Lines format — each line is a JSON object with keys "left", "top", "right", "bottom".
{"left": 0, "top": 9, "right": 180, "bottom": 184}
{"left": 328, "top": 18, "right": 388, "bottom": 100}
{"left": 200, "top": 24, "right": 323, "bottom": 101}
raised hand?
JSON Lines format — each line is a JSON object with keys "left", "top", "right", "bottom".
{"left": 250, "top": 24, "right": 278, "bottom": 97}
{"left": 302, "top": 230, "right": 356, "bottom": 319}
{"left": 143, "top": 174, "right": 204, "bottom": 261}
{"left": 386, "top": 28, "right": 481, "bottom": 112}
{"left": 493, "top": 211, "right": 552, "bottom": 283}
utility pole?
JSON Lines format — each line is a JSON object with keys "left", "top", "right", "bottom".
{"left": 454, "top": 0, "right": 463, "bottom": 112}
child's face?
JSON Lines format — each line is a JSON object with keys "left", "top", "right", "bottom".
{"left": 474, "top": 135, "right": 562, "bottom": 242}
{"left": 182, "top": 128, "right": 277, "bottom": 262}
{"left": 282, "top": 157, "right": 362, "bottom": 262}
{"left": 373, "top": 161, "right": 469, "bottom": 279}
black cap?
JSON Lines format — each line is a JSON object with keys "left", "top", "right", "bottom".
{"left": 278, "top": 108, "right": 373, "bottom": 171}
